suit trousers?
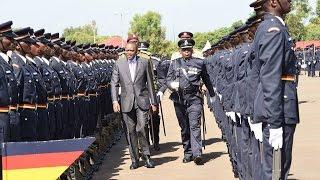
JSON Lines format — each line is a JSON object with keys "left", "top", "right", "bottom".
{"left": 123, "top": 106, "right": 150, "bottom": 163}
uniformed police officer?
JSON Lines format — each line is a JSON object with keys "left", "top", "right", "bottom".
{"left": 305, "top": 46, "right": 313, "bottom": 77}
{"left": 49, "top": 35, "right": 71, "bottom": 139}
{"left": 315, "top": 46, "right": 320, "bottom": 76}
{"left": 0, "top": 21, "right": 20, "bottom": 143}
{"left": 11, "top": 27, "right": 40, "bottom": 141}
{"left": 27, "top": 29, "right": 50, "bottom": 141}
{"left": 171, "top": 32, "right": 204, "bottom": 60}
{"left": 166, "top": 38, "right": 214, "bottom": 165}
{"left": 252, "top": 0, "right": 299, "bottom": 179}
{"left": 34, "top": 31, "right": 62, "bottom": 140}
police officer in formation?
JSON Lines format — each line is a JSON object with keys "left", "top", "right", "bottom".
{"left": 203, "top": 0, "right": 299, "bottom": 179}
{"left": 315, "top": 46, "right": 320, "bottom": 76}
{"left": 0, "top": 20, "right": 123, "bottom": 179}
{"left": 2, "top": 23, "right": 119, "bottom": 141}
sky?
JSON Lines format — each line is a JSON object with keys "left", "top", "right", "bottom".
{"left": 0, "top": 0, "right": 317, "bottom": 41}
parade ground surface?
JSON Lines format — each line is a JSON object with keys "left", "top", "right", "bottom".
{"left": 93, "top": 75, "right": 320, "bottom": 180}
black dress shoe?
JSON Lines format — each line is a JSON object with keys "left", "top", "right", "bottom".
{"left": 153, "top": 143, "right": 160, "bottom": 151}
{"left": 182, "top": 156, "right": 193, "bottom": 163}
{"left": 194, "top": 155, "right": 203, "bottom": 165}
{"left": 144, "top": 156, "right": 155, "bottom": 168}
{"left": 139, "top": 152, "right": 146, "bottom": 161}
{"left": 130, "top": 162, "right": 139, "bottom": 170}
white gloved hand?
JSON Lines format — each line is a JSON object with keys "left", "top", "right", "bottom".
{"left": 157, "top": 91, "right": 163, "bottom": 99}
{"left": 230, "top": 112, "right": 236, "bottom": 123}
{"left": 248, "top": 118, "right": 263, "bottom": 142}
{"left": 209, "top": 96, "right": 215, "bottom": 104}
{"left": 218, "top": 94, "right": 222, "bottom": 101}
{"left": 236, "top": 113, "right": 241, "bottom": 124}
{"left": 269, "top": 127, "right": 283, "bottom": 150}
{"left": 170, "top": 82, "right": 179, "bottom": 91}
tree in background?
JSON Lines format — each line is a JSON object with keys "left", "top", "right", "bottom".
{"left": 129, "top": 11, "right": 177, "bottom": 58}
{"left": 303, "top": 0, "right": 320, "bottom": 40}
{"left": 63, "top": 21, "right": 107, "bottom": 44}
{"left": 193, "top": 21, "right": 243, "bottom": 49}
{"left": 286, "top": 0, "right": 311, "bottom": 40}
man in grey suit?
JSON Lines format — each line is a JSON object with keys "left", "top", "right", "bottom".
{"left": 111, "top": 42, "right": 158, "bottom": 169}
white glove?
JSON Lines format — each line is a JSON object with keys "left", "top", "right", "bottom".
{"left": 236, "top": 113, "right": 241, "bottom": 124}
{"left": 170, "top": 82, "right": 179, "bottom": 91}
{"left": 157, "top": 91, "right": 163, "bottom": 99}
{"left": 218, "top": 94, "right": 222, "bottom": 101}
{"left": 248, "top": 118, "right": 263, "bottom": 142}
{"left": 209, "top": 97, "right": 215, "bottom": 104}
{"left": 230, "top": 112, "right": 236, "bottom": 123}
{"left": 269, "top": 127, "right": 283, "bottom": 150}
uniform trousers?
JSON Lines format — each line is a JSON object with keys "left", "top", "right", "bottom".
{"left": 262, "top": 123, "right": 296, "bottom": 180}
{"left": 173, "top": 102, "right": 203, "bottom": 158}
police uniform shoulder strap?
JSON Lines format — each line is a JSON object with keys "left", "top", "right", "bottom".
{"left": 138, "top": 50, "right": 151, "bottom": 60}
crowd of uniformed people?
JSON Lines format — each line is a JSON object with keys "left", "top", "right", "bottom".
{"left": 295, "top": 45, "right": 320, "bottom": 77}
{"left": 201, "top": 0, "right": 299, "bottom": 179}
{"left": 0, "top": 0, "right": 305, "bottom": 179}
{"left": 0, "top": 21, "right": 124, "bottom": 180}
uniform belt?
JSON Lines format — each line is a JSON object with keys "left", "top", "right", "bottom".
{"left": 99, "top": 85, "right": 107, "bottom": 88}
{"left": 9, "top": 105, "right": 19, "bottom": 111}
{"left": 55, "top": 95, "right": 62, "bottom": 100}
{"left": 281, "top": 75, "right": 295, "bottom": 82}
{"left": 36, "top": 103, "right": 48, "bottom": 109}
{"left": 19, "top": 104, "right": 37, "bottom": 110}
{"left": 77, "top": 93, "right": 86, "bottom": 97}
{"left": 48, "top": 97, "right": 55, "bottom": 101}
{"left": 0, "top": 107, "right": 10, "bottom": 113}
{"left": 88, "top": 93, "right": 97, "bottom": 97}
{"left": 48, "top": 96, "right": 55, "bottom": 102}
{"left": 61, "top": 95, "right": 69, "bottom": 100}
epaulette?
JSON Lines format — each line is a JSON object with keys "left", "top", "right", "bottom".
{"left": 151, "top": 56, "right": 161, "bottom": 62}
{"left": 118, "top": 52, "right": 126, "bottom": 59}
{"left": 138, "top": 50, "right": 151, "bottom": 60}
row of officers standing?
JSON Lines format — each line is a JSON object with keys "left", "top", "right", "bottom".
{"left": 295, "top": 46, "right": 320, "bottom": 77}
{"left": 0, "top": 21, "right": 119, "bottom": 144}
{"left": 202, "top": 0, "right": 299, "bottom": 180}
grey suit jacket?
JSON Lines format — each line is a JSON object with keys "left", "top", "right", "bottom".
{"left": 110, "top": 56, "right": 156, "bottom": 113}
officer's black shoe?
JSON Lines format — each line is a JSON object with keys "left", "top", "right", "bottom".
{"left": 144, "top": 156, "right": 155, "bottom": 168}
{"left": 194, "top": 155, "right": 204, "bottom": 165}
{"left": 182, "top": 156, "right": 193, "bottom": 163}
{"left": 130, "top": 162, "right": 139, "bottom": 170}
{"left": 139, "top": 152, "right": 146, "bottom": 161}
{"left": 153, "top": 143, "right": 160, "bottom": 151}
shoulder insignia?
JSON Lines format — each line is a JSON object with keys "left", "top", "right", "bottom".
{"left": 138, "top": 51, "right": 151, "bottom": 60}
{"left": 118, "top": 53, "right": 126, "bottom": 59}
{"left": 267, "top": 27, "right": 280, "bottom": 33}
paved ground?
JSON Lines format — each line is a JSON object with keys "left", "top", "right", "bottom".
{"left": 93, "top": 74, "right": 320, "bottom": 180}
